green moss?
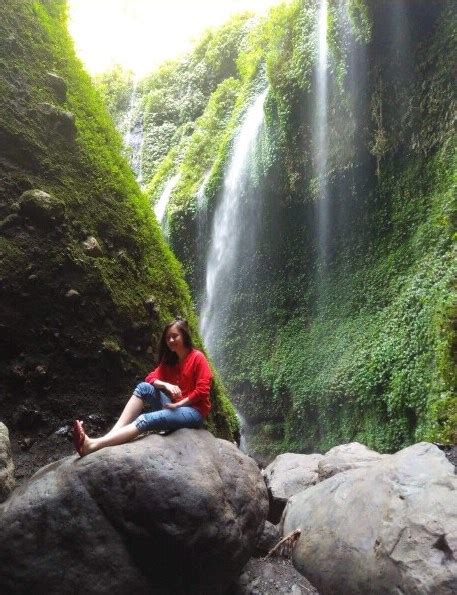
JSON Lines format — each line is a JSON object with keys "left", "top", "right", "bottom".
{"left": 0, "top": 0, "right": 237, "bottom": 439}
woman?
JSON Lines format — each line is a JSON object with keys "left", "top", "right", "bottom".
{"left": 73, "top": 318, "right": 212, "bottom": 457}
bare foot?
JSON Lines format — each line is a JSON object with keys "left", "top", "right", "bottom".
{"left": 73, "top": 420, "right": 85, "bottom": 456}
{"left": 79, "top": 426, "right": 97, "bottom": 456}
{"left": 74, "top": 420, "right": 96, "bottom": 457}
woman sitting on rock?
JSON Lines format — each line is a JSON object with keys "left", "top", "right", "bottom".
{"left": 73, "top": 318, "right": 212, "bottom": 457}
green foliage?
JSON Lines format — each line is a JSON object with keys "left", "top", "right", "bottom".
{"left": 103, "top": 0, "right": 455, "bottom": 454}
{"left": 138, "top": 13, "right": 254, "bottom": 186}
{"left": 347, "top": 0, "right": 372, "bottom": 43}
{"left": 93, "top": 65, "right": 135, "bottom": 127}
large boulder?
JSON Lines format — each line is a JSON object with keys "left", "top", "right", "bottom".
{"left": 317, "top": 441, "right": 385, "bottom": 481}
{"left": 264, "top": 453, "right": 323, "bottom": 522}
{"left": 36, "top": 102, "right": 77, "bottom": 141}
{"left": 282, "top": 442, "right": 457, "bottom": 594}
{"left": 0, "top": 429, "right": 268, "bottom": 594}
{"left": 18, "top": 189, "right": 65, "bottom": 228}
{"left": 0, "top": 423, "right": 15, "bottom": 503}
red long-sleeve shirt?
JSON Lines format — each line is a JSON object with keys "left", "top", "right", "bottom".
{"left": 145, "top": 349, "right": 212, "bottom": 417}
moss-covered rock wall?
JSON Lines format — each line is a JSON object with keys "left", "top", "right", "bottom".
{"left": 0, "top": 0, "right": 237, "bottom": 441}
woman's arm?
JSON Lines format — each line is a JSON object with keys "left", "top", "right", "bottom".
{"left": 184, "top": 353, "right": 212, "bottom": 405}
{"left": 145, "top": 364, "right": 182, "bottom": 399}
{"left": 164, "top": 396, "right": 190, "bottom": 410}
{"left": 152, "top": 379, "right": 182, "bottom": 399}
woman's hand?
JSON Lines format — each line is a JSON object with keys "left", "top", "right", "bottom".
{"left": 164, "top": 383, "right": 182, "bottom": 399}
{"left": 164, "top": 396, "right": 190, "bottom": 410}
{"left": 164, "top": 401, "right": 180, "bottom": 410}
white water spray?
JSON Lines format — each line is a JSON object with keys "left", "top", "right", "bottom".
{"left": 314, "top": 0, "right": 329, "bottom": 271}
{"left": 154, "top": 174, "right": 180, "bottom": 226}
{"left": 123, "top": 80, "right": 144, "bottom": 185}
{"left": 196, "top": 171, "right": 211, "bottom": 210}
{"left": 196, "top": 171, "right": 211, "bottom": 281}
{"left": 200, "top": 88, "right": 268, "bottom": 353}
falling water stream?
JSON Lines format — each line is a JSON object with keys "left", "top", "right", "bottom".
{"left": 314, "top": 0, "right": 329, "bottom": 274}
{"left": 200, "top": 88, "right": 268, "bottom": 356}
{"left": 154, "top": 174, "right": 180, "bottom": 226}
{"left": 196, "top": 171, "right": 211, "bottom": 281}
{"left": 123, "top": 80, "right": 144, "bottom": 185}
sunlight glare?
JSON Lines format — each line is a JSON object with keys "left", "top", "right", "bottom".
{"left": 68, "top": 0, "right": 287, "bottom": 76}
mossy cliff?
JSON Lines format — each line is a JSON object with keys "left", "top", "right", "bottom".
{"left": 97, "top": 0, "right": 456, "bottom": 459}
{"left": 0, "top": 0, "right": 237, "bottom": 440}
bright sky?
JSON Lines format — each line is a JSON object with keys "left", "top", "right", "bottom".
{"left": 68, "top": 0, "right": 285, "bottom": 76}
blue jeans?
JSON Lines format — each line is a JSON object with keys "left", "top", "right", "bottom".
{"left": 133, "top": 382, "right": 204, "bottom": 433}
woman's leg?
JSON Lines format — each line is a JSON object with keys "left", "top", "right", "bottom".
{"left": 105, "top": 395, "right": 144, "bottom": 437}
{"left": 81, "top": 422, "right": 140, "bottom": 456}
{"left": 75, "top": 383, "right": 171, "bottom": 456}
{"left": 135, "top": 406, "right": 204, "bottom": 434}
{"left": 105, "top": 382, "right": 166, "bottom": 436}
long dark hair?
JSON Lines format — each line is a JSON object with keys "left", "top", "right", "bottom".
{"left": 158, "top": 318, "right": 193, "bottom": 366}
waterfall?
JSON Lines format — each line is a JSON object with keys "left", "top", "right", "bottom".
{"left": 123, "top": 80, "right": 144, "bottom": 185}
{"left": 237, "top": 410, "right": 248, "bottom": 453}
{"left": 196, "top": 171, "right": 210, "bottom": 210}
{"left": 200, "top": 88, "right": 268, "bottom": 355}
{"left": 154, "top": 174, "right": 180, "bottom": 226}
{"left": 196, "top": 171, "right": 211, "bottom": 300}
{"left": 313, "top": 0, "right": 329, "bottom": 273}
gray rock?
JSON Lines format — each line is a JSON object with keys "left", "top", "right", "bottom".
{"left": 239, "top": 571, "right": 250, "bottom": 586}
{"left": 318, "top": 441, "right": 385, "bottom": 481}
{"left": 18, "top": 189, "right": 65, "bottom": 228}
{"left": 143, "top": 296, "right": 160, "bottom": 320}
{"left": 283, "top": 442, "right": 457, "bottom": 594}
{"left": 82, "top": 235, "right": 103, "bottom": 256}
{"left": 256, "top": 520, "right": 280, "bottom": 554}
{"left": 0, "top": 213, "right": 20, "bottom": 231}
{"left": 261, "top": 561, "right": 276, "bottom": 580}
{"left": 65, "top": 288, "right": 80, "bottom": 300}
{"left": 36, "top": 102, "right": 76, "bottom": 141}
{"left": 265, "top": 453, "right": 323, "bottom": 501}
{"left": 0, "top": 423, "right": 15, "bottom": 503}
{"left": 0, "top": 429, "right": 268, "bottom": 594}
{"left": 46, "top": 72, "right": 67, "bottom": 102}
{"left": 264, "top": 453, "right": 323, "bottom": 523}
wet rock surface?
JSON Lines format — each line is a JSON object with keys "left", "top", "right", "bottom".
{"left": 36, "top": 102, "right": 76, "bottom": 141}
{"left": 82, "top": 235, "right": 103, "bottom": 256}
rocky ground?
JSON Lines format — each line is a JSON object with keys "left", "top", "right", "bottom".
{"left": 9, "top": 417, "right": 319, "bottom": 594}
{"left": 231, "top": 557, "right": 318, "bottom": 594}
{"left": 10, "top": 414, "right": 114, "bottom": 483}
{"left": 8, "top": 425, "right": 456, "bottom": 595}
